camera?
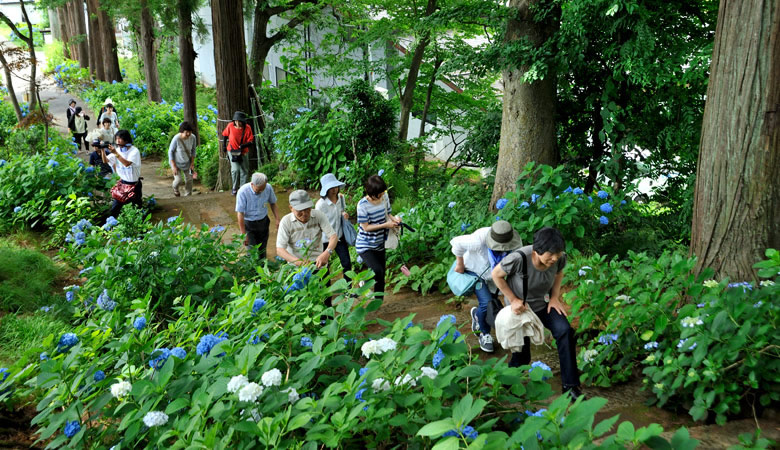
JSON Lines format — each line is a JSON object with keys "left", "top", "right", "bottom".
{"left": 91, "top": 140, "right": 111, "bottom": 154}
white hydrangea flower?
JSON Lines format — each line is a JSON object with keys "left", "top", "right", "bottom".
{"left": 582, "top": 349, "right": 598, "bottom": 363}
{"left": 371, "top": 378, "right": 391, "bottom": 392}
{"left": 585, "top": 279, "right": 594, "bottom": 284}
{"left": 261, "top": 368, "right": 283, "bottom": 387}
{"left": 394, "top": 374, "right": 417, "bottom": 387}
{"left": 760, "top": 280, "right": 775, "bottom": 287}
{"left": 615, "top": 294, "right": 634, "bottom": 303}
{"left": 142, "top": 411, "right": 168, "bottom": 427}
{"left": 227, "top": 375, "right": 249, "bottom": 393}
{"left": 110, "top": 380, "right": 132, "bottom": 398}
{"left": 238, "top": 382, "right": 264, "bottom": 402}
{"left": 419, "top": 366, "right": 438, "bottom": 379}
{"left": 681, "top": 316, "right": 704, "bottom": 328}
{"left": 703, "top": 279, "right": 719, "bottom": 288}
{"left": 283, "top": 387, "right": 300, "bottom": 403}
{"left": 361, "top": 337, "right": 398, "bottom": 358}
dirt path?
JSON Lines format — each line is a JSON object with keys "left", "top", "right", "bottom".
{"left": 33, "top": 65, "right": 780, "bottom": 449}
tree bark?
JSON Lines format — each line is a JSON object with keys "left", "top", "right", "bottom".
{"left": 178, "top": 0, "right": 199, "bottom": 141}
{"left": 0, "top": 48, "right": 23, "bottom": 121}
{"left": 212, "top": 0, "right": 251, "bottom": 189}
{"left": 490, "top": 0, "right": 557, "bottom": 207}
{"left": 65, "top": 1, "right": 79, "bottom": 60}
{"left": 86, "top": 0, "right": 104, "bottom": 80}
{"left": 96, "top": 1, "right": 122, "bottom": 82}
{"left": 1, "top": 0, "right": 40, "bottom": 110}
{"left": 690, "top": 0, "right": 780, "bottom": 281}
{"left": 397, "top": 0, "right": 437, "bottom": 143}
{"left": 49, "top": 9, "right": 60, "bottom": 40}
{"left": 56, "top": 6, "right": 71, "bottom": 59}
{"left": 413, "top": 57, "right": 441, "bottom": 193}
{"left": 139, "top": 0, "right": 161, "bottom": 102}
{"left": 73, "top": 0, "right": 89, "bottom": 68}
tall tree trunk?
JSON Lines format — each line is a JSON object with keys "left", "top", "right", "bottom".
{"left": 397, "top": 0, "right": 437, "bottom": 143}
{"left": 65, "top": 1, "right": 79, "bottom": 60}
{"left": 49, "top": 9, "right": 60, "bottom": 40}
{"left": 0, "top": 49, "right": 23, "bottom": 121}
{"left": 18, "top": 0, "right": 37, "bottom": 110}
{"left": 413, "top": 58, "right": 441, "bottom": 193}
{"left": 212, "top": 0, "right": 251, "bottom": 189}
{"left": 86, "top": 0, "right": 104, "bottom": 80}
{"left": 56, "top": 6, "right": 71, "bottom": 59}
{"left": 248, "top": 3, "right": 271, "bottom": 87}
{"left": 73, "top": 0, "right": 89, "bottom": 68}
{"left": 690, "top": 0, "right": 780, "bottom": 281}
{"left": 96, "top": 1, "right": 122, "bottom": 82}
{"left": 178, "top": 0, "right": 199, "bottom": 140}
{"left": 139, "top": 0, "right": 161, "bottom": 102}
{"left": 490, "top": 0, "right": 557, "bottom": 206}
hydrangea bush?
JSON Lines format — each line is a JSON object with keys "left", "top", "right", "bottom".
{"left": 567, "top": 249, "right": 780, "bottom": 424}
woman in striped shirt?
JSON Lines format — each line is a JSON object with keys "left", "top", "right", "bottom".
{"left": 356, "top": 175, "right": 401, "bottom": 293}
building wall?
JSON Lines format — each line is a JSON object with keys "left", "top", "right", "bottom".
{"left": 0, "top": 2, "right": 43, "bottom": 25}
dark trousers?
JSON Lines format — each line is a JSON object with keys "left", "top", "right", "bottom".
{"left": 109, "top": 180, "right": 143, "bottom": 218}
{"left": 358, "top": 248, "right": 386, "bottom": 293}
{"left": 323, "top": 237, "right": 352, "bottom": 285}
{"left": 245, "top": 216, "right": 270, "bottom": 259}
{"left": 509, "top": 307, "right": 580, "bottom": 387}
{"left": 73, "top": 132, "right": 88, "bottom": 151}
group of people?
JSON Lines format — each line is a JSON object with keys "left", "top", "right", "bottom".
{"left": 67, "top": 100, "right": 581, "bottom": 398}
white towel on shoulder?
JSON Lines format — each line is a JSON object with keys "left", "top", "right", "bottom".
{"left": 495, "top": 306, "right": 545, "bottom": 353}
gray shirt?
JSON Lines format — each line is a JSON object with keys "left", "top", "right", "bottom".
{"left": 499, "top": 245, "right": 567, "bottom": 313}
{"left": 235, "top": 183, "right": 277, "bottom": 221}
{"left": 168, "top": 134, "right": 197, "bottom": 169}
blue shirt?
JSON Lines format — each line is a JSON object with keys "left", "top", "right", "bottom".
{"left": 235, "top": 183, "right": 277, "bottom": 221}
{"left": 356, "top": 194, "right": 390, "bottom": 253}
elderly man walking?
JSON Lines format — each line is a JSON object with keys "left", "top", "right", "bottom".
{"left": 236, "top": 172, "right": 280, "bottom": 259}
{"left": 276, "top": 190, "right": 338, "bottom": 269}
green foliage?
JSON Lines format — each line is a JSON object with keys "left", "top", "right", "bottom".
{"left": 0, "top": 313, "right": 69, "bottom": 367}
{"left": 52, "top": 60, "right": 91, "bottom": 93}
{"left": 567, "top": 250, "right": 780, "bottom": 425}
{"left": 452, "top": 107, "right": 501, "bottom": 172}
{"left": 0, "top": 148, "right": 111, "bottom": 233}
{"left": 0, "top": 101, "right": 19, "bottom": 146}
{"left": 0, "top": 240, "right": 63, "bottom": 312}
{"left": 47, "top": 194, "right": 101, "bottom": 246}
{"left": 338, "top": 79, "right": 398, "bottom": 156}
{"left": 44, "top": 41, "right": 66, "bottom": 73}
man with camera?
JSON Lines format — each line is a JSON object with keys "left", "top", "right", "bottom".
{"left": 88, "top": 139, "right": 113, "bottom": 178}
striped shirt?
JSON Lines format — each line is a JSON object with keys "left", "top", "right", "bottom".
{"left": 356, "top": 194, "right": 390, "bottom": 253}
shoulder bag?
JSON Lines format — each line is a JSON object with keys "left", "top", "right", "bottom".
{"left": 111, "top": 181, "right": 136, "bottom": 203}
{"left": 384, "top": 199, "right": 400, "bottom": 250}
{"left": 340, "top": 195, "right": 357, "bottom": 246}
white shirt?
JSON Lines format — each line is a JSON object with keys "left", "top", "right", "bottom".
{"left": 450, "top": 227, "right": 514, "bottom": 293}
{"left": 108, "top": 145, "right": 141, "bottom": 182}
{"left": 315, "top": 195, "right": 344, "bottom": 240}
{"left": 276, "top": 210, "right": 335, "bottom": 260}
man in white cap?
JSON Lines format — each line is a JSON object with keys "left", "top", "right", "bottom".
{"left": 276, "top": 189, "right": 338, "bottom": 269}
{"left": 236, "top": 172, "right": 280, "bottom": 259}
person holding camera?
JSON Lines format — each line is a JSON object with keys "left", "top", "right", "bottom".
{"left": 168, "top": 121, "right": 197, "bottom": 197}
{"left": 355, "top": 175, "right": 400, "bottom": 294}
{"left": 451, "top": 220, "right": 523, "bottom": 353}
{"left": 88, "top": 139, "right": 113, "bottom": 177}
{"left": 101, "top": 130, "right": 142, "bottom": 217}
{"left": 221, "top": 111, "right": 254, "bottom": 195}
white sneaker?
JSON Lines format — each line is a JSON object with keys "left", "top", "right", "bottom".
{"left": 470, "top": 307, "right": 480, "bottom": 335}
{"left": 478, "top": 333, "right": 494, "bottom": 353}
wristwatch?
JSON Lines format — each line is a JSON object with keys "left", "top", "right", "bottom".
{"left": 327, "top": 248, "right": 333, "bottom": 255}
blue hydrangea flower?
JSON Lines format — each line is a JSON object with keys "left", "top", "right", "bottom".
{"left": 47, "top": 159, "right": 59, "bottom": 167}
{"left": 588, "top": 196, "right": 593, "bottom": 203}
{"left": 644, "top": 341, "right": 659, "bottom": 350}
{"left": 79, "top": 266, "right": 92, "bottom": 275}
{"left": 448, "top": 201, "right": 457, "bottom": 208}
{"left": 621, "top": 200, "right": 627, "bottom": 205}
{"left": 597, "top": 190, "right": 608, "bottom": 199}
{"left": 495, "top": 198, "right": 508, "bottom": 210}
{"left": 563, "top": 186, "right": 573, "bottom": 193}
{"left": 359, "top": 367, "right": 368, "bottom": 377}
{"left": 432, "top": 348, "right": 445, "bottom": 368}
{"left": 133, "top": 317, "right": 147, "bottom": 331}
{"left": 460, "top": 222, "right": 470, "bottom": 232}
{"left": 727, "top": 281, "right": 753, "bottom": 292}
{"left": 377, "top": 169, "right": 385, "bottom": 176}
{"left": 573, "top": 187, "right": 584, "bottom": 195}
{"left": 167, "top": 216, "right": 178, "bottom": 225}
{"left": 40, "top": 305, "right": 52, "bottom": 313}
{"left": 40, "top": 352, "right": 49, "bottom": 361}
{"left": 531, "top": 194, "right": 540, "bottom": 203}
{"left": 600, "top": 203, "right": 613, "bottom": 214}
{"left": 94, "top": 370, "right": 105, "bottom": 381}
{"left": 0, "top": 159, "right": 6, "bottom": 167}
{"left": 196, "top": 333, "right": 229, "bottom": 356}
{"left": 13, "top": 206, "right": 22, "bottom": 214}
{"left": 103, "top": 216, "right": 118, "bottom": 230}
{"left": 438, "top": 330, "right": 462, "bottom": 344}
{"left": 84, "top": 165, "right": 94, "bottom": 173}
{"left": 598, "top": 333, "right": 618, "bottom": 345}
{"left": 437, "top": 315, "right": 456, "bottom": 327}
{"left": 443, "top": 425, "right": 478, "bottom": 440}
{"left": 300, "top": 336, "right": 313, "bottom": 348}
{"left": 677, "top": 338, "right": 697, "bottom": 351}
{"left": 149, "top": 348, "right": 171, "bottom": 370}
{"left": 405, "top": 321, "right": 414, "bottom": 329}
{"left": 57, "top": 333, "right": 79, "bottom": 352}
{"left": 529, "top": 361, "right": 552, "bottom": 380}
{"left": 252, "top": 297, "right": 266, "bottom": 315}
{"left": 599, "top": 216, "right": 609, "bottom": 225}
{"left": 210, "top": 225, "right": 225, "bottom": 233}
{"left": 63, "top": 420, "right": 81, "bottom": 438}
{"left": 171, "top": 347, "right": 187, "bottom": 359}
{"left": 96, "top": 289, "right": 116, "bottom": 311}
{"left": 519, "top": 201, "right": 530, "bottom": 208}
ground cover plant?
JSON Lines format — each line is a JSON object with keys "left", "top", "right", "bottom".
{"left": 0, "top": 213, "right": 702, "bottom": 448}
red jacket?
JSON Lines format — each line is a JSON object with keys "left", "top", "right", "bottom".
{"left": 222, "top": 123, "right": 254, "bottom": 154}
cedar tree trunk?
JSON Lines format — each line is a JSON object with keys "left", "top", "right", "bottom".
{"left": 86, "top": 0, "right": 105, "bottom": 80}
{"left": 73, "top": 0, "right": 89, "bottom": 68}
{"left": 97, "top": 1, "right": 122, "bottom": 82}
{"left": 690, "top": 0, "right": 780, "bottom": 281}
{"left": 178, "top": 0, "right": 199, "bottom": 140}
{"left": 139, "top": 0, "right": 161, "bottom": 102}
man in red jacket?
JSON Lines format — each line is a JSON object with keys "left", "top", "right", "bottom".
{"left": 222, "top": 111, "right": 254, "bottom": 195}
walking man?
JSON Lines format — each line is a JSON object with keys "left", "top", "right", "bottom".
{"left": 236, "top": 172, "right": 280, "bottom": 259}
